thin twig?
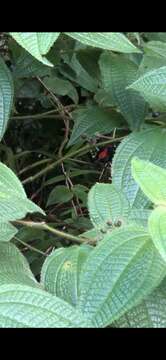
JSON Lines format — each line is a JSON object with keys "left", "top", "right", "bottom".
{"left": 58, "top": 118, "right": 70, "bottom": 158}
{"left": 61, "top": 162, "right": 78, "bottom": 216}
{"left": 15, "top": 220, "right": 95, "bottom": 245}
{"left": 19, "top": 158, "right": 52, "bottom": 175}
{"left": 36, "top": 77, "right": 66, "bottom": 116}
{"left": 14, "top": 236, "right": 47, "bottom": 256}
{"left": 11, "top": 106, "right": 77, "bottom": 121}
{"left": 66, "top": 158, "right": 93, "bottom": 165}
{"left": 15, "top": 150, "right": 32, "bottom": 159}
{"left": 11, "top": 109, "right": 60, "bottom": 121}
{"left": 22, "top": 136, "right": 125, "bottom": 185}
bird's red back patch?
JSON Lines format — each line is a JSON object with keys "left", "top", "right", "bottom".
{"left": 97, "top": 147, "right": 109, "bottom": 160}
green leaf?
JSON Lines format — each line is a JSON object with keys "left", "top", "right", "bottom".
{"left": 69, "top": 216, "right": 92, "bottom": 231}
{"left": 13, "top": 50, "right": 51, "bottom": 78}
{"left": 0, "top": 161, "right": 26, "bottom": 198}
{"left": 65, "top": 33, "right": 141, "bottom": 53}
{"left": 99, "top": 52, "right": 147, "bottom": 130}
{"left": 0, "top": 196, "right": 44, "bottom": 221}
{"left": 127, "top": 66, "right": 166, "bottom": 111}
{"left": 0, "top": 222, "right": 17, "bottom": 242}
{"left": 88, "top": 183, "right": 130, "bottom": 232}
{"left": 78, "top": 226, "right": 166, "bottom": 327}
{"left": 0, "top": 242, "right": 39, "bottom": 287}
{"left": 68, "top": 105, "right": 125, "bottom": 146}
{"left": 47, "top": 185, "right": 73, "bottom": 207}
{"left": 148, "top": 206, "right": 166, "bottom": 262}
{"left": 61, "top": 52, "right": 99, "bottom": 93}
{"left": 88, "top": 185, "right": 150, "bottom": 230}
{"left": 127, "top": 209, "right": 152, "bottom": 228}
{"left": 131, "top": 157, "right": 166, "bottom": 206}
{"left": 41, "top": 244, "right": 93, "bottom": 306}
{"left": 144, "top": 41, "right": 166, "bottom": 59}
{"left": 73, "top": 184, "right": 88, "bottom": 206}
{"left": 45, "top": 169, "right": 99, "bottom": 186}
{"left": 36, "top": 32, "right": 60, "bottom": 54}
{"left": 80, "top": 228, "right": 99, "bottom": 240}
{"left": 124, "top": 52, "right": 143, "bottom": 67}
{"left": 0, "top": 56, "right": 14, "bottom": 140}
{"left": 114, "top": 279, "right": 166, "bottom": 328}
{"left": 0, "top": 161, "right": 45, "bottom": 220}
{"left": 76, "top": 48, "right": 101, "bottom": 81}
{"left": 15, "top": 78, "right": 41, "bottom": 99}
{"left": 94, "top": 89, "right": 116, "bottom": 107}
{"left": 10, "top": 33, "right": 60, "bottom": 67}
{"left": 145, "top": 33, "right": 166, "bottom": 42}
{"left": 43, "top": 76, "right": 78, "bottom": 104}
{"left": 0, "top": 284, "right": 91, "bottom": 328}
{"left": 112, "top": 127, "right": 166, "bottom": 209}
{"left": 139, "top": 54, "right": 166, "bottom": 76}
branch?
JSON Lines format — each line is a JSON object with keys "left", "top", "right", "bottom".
{"left": 22, "top": 136, "right": 125, "bottom": 184}
{"left": 15, "top": 220, "right": 95, "bottom": 245}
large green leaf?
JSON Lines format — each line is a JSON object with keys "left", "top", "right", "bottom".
{"left": 0, "top": 196, "right": 44, "bottom": 221}
{"left": 144, "top": 41, "right": 166, "bottom": 59}
{"left": 0, "top": 161, "right": 45, "bottom": 220}
{"left": 0, "top": 284, "right": 91, "bottom": 328}
{"left": 0, "top": 57, "right": 14, "bottom": 140}
{"left": 94, "top": 88, "right": 116, "bottom": 107}
{"left": 114, "top": 279, "right": 166, "bottom": 328}
{"left": 37, "top": 32, "right": 60, "bottom": 54}
{"left": 0, "top": 161, "right": 26, "bottom": 197}
{"left": 145, "top": 33, "right": 166, "bottom": 42}
{"left": 65, "top": 33, "right": 141, "bottom": 53}
{"left": 13, "top": 50, "right": 51, "bottom": 78}
{"left": 76, "top": 48, "right": 101, "bottom": 81}
{"left": 88, "top": 183, "right": 130, "bottom": 232}
{"left": 78, "top": 226, "right": 166, "bottom": 327}
{"left": 0, "top": 222, "right": 17, "bottom": 242}
{"left": 127, "top": 209, "right": 152, "bottom": 228}
{"left": 43, "top": 76, "right": 78, "bottom": 104}
{"left": 80, "top": 228, "right": 99, "bottom": 240}
{"left": 10, "top": 33, "right": 60, "bottom": 67}
{"left": 127, "top": 66, "right": 166, "bottom": 111}
{"left": 61, "top": 52, "right": 99, "bottom": 93}
{"left": 68, "top": 105, "right": 125, "bottom": 146}
{"left": 131, "top": 157, "right": 166, "bottom": 205}
{"left": 99, "top": 52, "right": 147, "bottom": 130}
{"left": 139, "top": 54, "right": 166, "bottom": 76}
{"left": 0, "top": 242, "right": 39, "bottom": 287}
{"left": 88, "top": 183, "right": 151, "bottom": 230}
{"left": 41, "top": 244, "right": 92, "bottom": 306}
{"left": 112, "top": 127, "right": 166, "bottom": 209}
{"left": 148, "top": 206, "right": 166, "bottom": 262}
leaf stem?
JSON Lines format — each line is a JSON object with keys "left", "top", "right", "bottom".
{"left": 19, "top": 158, "right": 52, "bottom": 175}
{"left": 14, "top": 236, "right": 47, "bottom": 256}
{"left": 11, "top": 109, "right": 59, "bottom": 121}
{"left": 15, "top": 220, "right": 95, "bottom": 245}
{"left": 11, "top": 105, "right": 77, "bottom": 121}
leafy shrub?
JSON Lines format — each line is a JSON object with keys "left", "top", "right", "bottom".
{"left": 0, "top": 32, "right": 166, "bottom": 327}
